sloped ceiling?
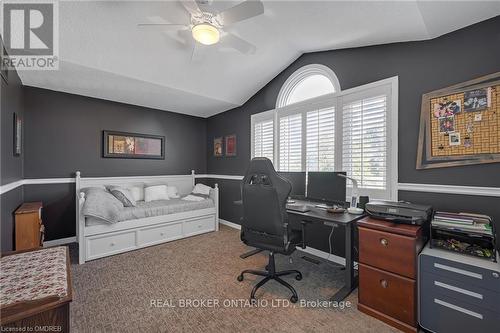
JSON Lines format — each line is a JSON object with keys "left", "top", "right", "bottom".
{"left": 18, "top": 1, "right": 500, "bottom": 117}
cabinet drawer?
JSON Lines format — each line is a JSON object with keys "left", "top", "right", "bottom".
{"left": 183, "top": 216, "right": 215, "bottom": 237}
{"left": 359, "top": 226, "right": 417, "bottom": 278}
{"left": 420, "top": 254, "right": 500, "bottom": 293}
{"left": 87, "top": 231, "right": 136, "bottom": 259}
{"left": 139, "top": 222, "right": 183, "bottom": 247}
{"left": 420, "top": 285, "right": 500, "bottom": 333}
{"left": 359, "top": 263, "right": 416, "bottom": 326}
{"left": 421, "top": 271, "right": 500, "bottom": 314}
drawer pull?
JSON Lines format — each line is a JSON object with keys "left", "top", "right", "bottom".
{"left": 493, "top": 272, "right": 499, "bottom": 279}
{"left": 110, "top": 242, "right": 115, "bottom": 247}
{"left": 380, "top": 279, "right": 388, "bottom": 288}
{"left": 380, "top": 238, "right": 388, "bottom": 246}
{"left": 434, "top": 281, "right": 483, "bottom": 299}
{"left": 434, "top": 263, "right": 482, "bottom": 280}
{"left": 434, "top": 298, "right": 483, "bottom": 319}
{"left": 198, "top": 225, "right": 202, "bottom": 229}
{"left": 160, "top": 232, "right": 165, "bottom": 236}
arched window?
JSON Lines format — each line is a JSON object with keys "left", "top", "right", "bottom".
{"left": 276, "top": 64, "right": 340, "bottom": 108}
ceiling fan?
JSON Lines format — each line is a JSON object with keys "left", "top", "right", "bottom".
{"left": 137, "top": 0, "right": 264, "bottom": 59}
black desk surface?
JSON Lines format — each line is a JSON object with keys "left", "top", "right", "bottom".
{"left": 287, "top": 200, "right": 366, "bottom": 225}
{"left": 233, "top": 199, "right": 366, "bottom": 225}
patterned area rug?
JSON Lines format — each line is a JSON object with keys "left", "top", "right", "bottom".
{"left": 69, "top": 225, "right": 398, "bottom": 333}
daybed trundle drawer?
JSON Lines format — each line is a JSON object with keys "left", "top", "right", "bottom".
{"left": 183, "top": 216, "right": 215, "bottom": 236}
{"left": 87, "top": 231, "right": 137, "bottom": 259}
{"left": 139, "top": 222, "right": 183, "bottom": 246}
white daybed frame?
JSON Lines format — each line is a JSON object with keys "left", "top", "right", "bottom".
{"left": 75, "top": 170, "right": 219, "bottom": 264}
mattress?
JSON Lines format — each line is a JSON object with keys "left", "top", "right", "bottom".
{"left": 85, "top": 198, "right": 214, "bottom": 226}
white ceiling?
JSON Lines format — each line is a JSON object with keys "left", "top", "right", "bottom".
{"left": 18, "top": 1, "right": 500, "bottom": 118}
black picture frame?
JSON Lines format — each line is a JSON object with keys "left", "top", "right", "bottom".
{"left": 13, "top": 113, "right": 21, "bottom": 156}
{"left": 103, "top": 130, "right": 165, "bottom": 159}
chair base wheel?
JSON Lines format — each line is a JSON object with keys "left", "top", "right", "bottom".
{"left": 295, "top": 274, "right": 302, "bottom": 281}
{"left": 290, "top": 295, "right": 298, "bottom": 303}
{"left": 237, "top": 275, "right": 244, "bottom": 282}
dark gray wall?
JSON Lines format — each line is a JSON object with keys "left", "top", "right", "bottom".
{"left": 205, "top": 17, "right": 500, "bottom": 255}
{"left": 0, "top": 60, "right": 25, "bottom": 252}
{"left": 24, "top": 87, "right": 207, "bottom": 178}
{"left": 21, "top": 87, "right": 208, "bottom": 241}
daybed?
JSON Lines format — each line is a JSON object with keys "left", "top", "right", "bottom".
{"left": 76, "top": 171, "right": 219, "bottom": 264}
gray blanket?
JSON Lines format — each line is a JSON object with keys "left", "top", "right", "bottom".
{"left": 82, "top": 187, "right": 124, "bottom": 223}
{"left": 85, "top": 198, "right": 214, "bottom": 226}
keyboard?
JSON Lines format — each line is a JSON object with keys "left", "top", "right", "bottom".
{"left": 286, "top": 204, "right": 310, "bottom": 212}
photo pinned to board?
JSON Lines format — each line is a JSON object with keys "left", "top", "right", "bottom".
{"left": 449, "top": 132, "right": 461, "bottom": 146}
{"left": 474, "top": 113, "right": 483, "bottom": 122}
{"left": 464, "top": 88, "right": 488, "bottom": 112}
{"left": 433, "top": 99, "right": 461, "bottom": 118}
{"left": 464, "top": 137, "right": 473, "bottom": 148}
{"left": 438, "top": 115, "right": 455, "bottom": 133}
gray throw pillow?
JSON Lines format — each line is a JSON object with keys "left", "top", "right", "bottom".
{"left": 82, "top": 187, "right": 124, "bottom": 224}
{"left": 107, "top": 186, "right": 137, "bottom": 207}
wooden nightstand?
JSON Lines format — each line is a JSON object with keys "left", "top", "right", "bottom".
{"left": 14, "top": 202, "right": 44, "bottom": 251}
{"left": 357, "top": 217, "right": 427, "bottom": 333}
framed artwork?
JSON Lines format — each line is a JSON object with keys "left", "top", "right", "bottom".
{"left": 225, "top": 134, "right": 237, "bottom": 157}
{"left": 213, "top": 137, "right": 223, "bottom": 157}
{"left": 416, "top": 72, "right": 500, "bottom": 169}
{"left": 103, "top": 130, "right": 164, "bottom": 159}
{"left": 13, "top": 113, "right": 21, "bottom": 156}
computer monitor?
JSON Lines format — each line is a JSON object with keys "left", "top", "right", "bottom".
{"left": 306, "top": 172, "right": 347, "bottom": 205}
{"left": 278, "top": 172, "right": 306, "bottom": 198}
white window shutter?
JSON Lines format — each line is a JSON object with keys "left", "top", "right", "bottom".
{"left": 306, "top": 107, "right": 335, "bottom": 171}
{"left": 279, "top": 114, "right": 302, "bottom": 171}
{"left": 342, "top": 95, "right": 387, "bottom": 191}
{"left": 253, "top": 119, "right": 274, "bottom": 162}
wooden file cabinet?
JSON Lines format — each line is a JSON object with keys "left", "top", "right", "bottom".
{"left": 15, "top": 202, "right": 44, "bottom": 251}
{"left": 357, "top": 217, "right": 426, "bottom": 333}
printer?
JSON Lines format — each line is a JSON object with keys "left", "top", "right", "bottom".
{"left": 365, "top": 200, "right": 432, "bottom": 225}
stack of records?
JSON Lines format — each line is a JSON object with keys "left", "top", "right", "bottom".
{"left": 432, "top": 212, "right": 493, "bottom": 236}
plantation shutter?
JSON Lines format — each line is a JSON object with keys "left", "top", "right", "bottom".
{"left": 279, "top": 113, "right": 302, "bottom": 171}
{"left": 342, "top": 95, "right": 388, "bottom": 191}
{"left": 306, "top": 106, "right": 335, "bottom": 171}
{"left": 253, "top": 119, "right": 274, "bottom": 162}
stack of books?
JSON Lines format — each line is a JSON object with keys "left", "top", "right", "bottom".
{"left": 432, "top": 211, "right": 493, "bottom": 236}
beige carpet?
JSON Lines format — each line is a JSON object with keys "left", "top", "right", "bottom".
{"left": 69, "top": 225, "right": 398, "bottom": 333}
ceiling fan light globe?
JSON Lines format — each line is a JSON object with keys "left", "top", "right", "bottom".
{"left": 192, "top": 23, "right": 220, "bottom": 45}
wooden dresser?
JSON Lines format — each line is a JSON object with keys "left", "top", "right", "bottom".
{"left": 357, "top": 217, "right": 426, "bottom": 333}
{"left": 15, "top": 202, "right": 44, "bottom": 251}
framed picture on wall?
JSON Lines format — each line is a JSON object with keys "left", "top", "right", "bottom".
{"left": 13, "top": 113, "right": 21, "bottom": 156}
{"left": 103, "top": 130, "right": 164, "bottom": 159}
{"left": 225, "top": 134, "right": 237, "bottom": 157}
{"left": 214, "top": 137, "right": 223, "bottom": 157}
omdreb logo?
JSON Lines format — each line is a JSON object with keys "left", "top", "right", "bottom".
{"left": 1, "top": 0, "right": 59, "bottom": 70}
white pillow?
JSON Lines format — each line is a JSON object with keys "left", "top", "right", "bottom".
{"left": 166, "top": 186, "right": 180, "bottom": 199}
{"left": 144, "top": 185, "right": 169, "bottom": 202}
{"left": 128, "top": 185, "right": 144, "bottom": 201}
{"left": 192, "top": 183, "right": 211, "bottom": 196}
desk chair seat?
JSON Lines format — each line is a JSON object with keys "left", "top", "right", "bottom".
{"left": 237, "top": 158, "right": 304, "bottom": 303}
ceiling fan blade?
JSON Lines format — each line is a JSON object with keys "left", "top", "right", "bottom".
{"left": 137, "top": 23, "right": 187, "bottom": 29}
{"left": 181, "top": 0, "right": 201, "bottom": 16}
{"left": 190, "top": 42, "right": 209, "bottom": 63}
{"left": 218, "top": 0, "right": 264, "bottom": 25}
{"left": 223, "top": 32, "right": 256, "bottom": 54}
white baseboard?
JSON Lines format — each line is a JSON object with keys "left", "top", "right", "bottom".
{"left": 219, "top": 218, "right": 241, "bottom": 230}
{"left": 218, "top": 218, "right": 348, "bottom": 266}
{"left": 43, "top": 236, "right": 77, "bottom": 247}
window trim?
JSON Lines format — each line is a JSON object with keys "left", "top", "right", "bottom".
{"left": 276, "top": 64, "right": 341, "bottom": 108}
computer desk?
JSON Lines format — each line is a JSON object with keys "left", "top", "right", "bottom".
{"left": 234, "top": 199, "right": 366, "bottom": 302}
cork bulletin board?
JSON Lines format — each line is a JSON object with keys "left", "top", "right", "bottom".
{"left": 417, "top": 72, "right": 500, "bottom": 169}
